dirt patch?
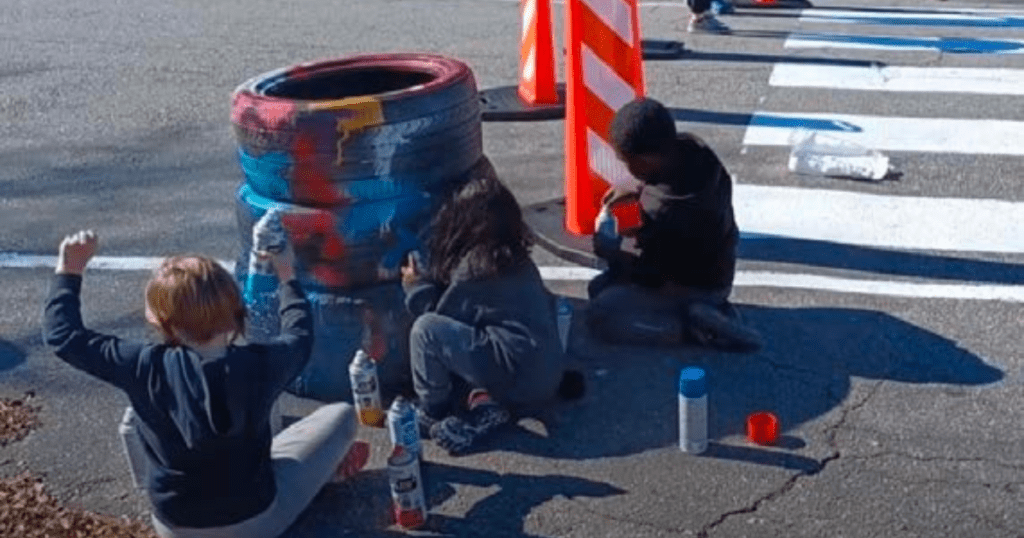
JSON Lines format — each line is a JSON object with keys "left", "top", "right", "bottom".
{"left": 0, "top": 472, "right": 158, "bottom": 538}
{"left": 0, "top": 393, "right": 40, "bottom": 446}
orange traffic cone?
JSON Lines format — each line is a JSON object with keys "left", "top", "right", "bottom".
{"left": 518, "top": 0, "right": 559, "bottom": 105}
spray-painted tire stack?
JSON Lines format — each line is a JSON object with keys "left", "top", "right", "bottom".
{"left": 232, "top": 53, "right": 491, "bottom": 401}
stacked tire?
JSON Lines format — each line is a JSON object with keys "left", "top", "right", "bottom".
{"left": 232, "top": 53, "right": 490, "bottom": 401}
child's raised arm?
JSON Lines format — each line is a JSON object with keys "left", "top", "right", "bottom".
{"left": 56, "top": 230, "right": 98, "bottom": 276}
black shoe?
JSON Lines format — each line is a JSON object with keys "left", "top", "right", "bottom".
{"left": 686, "top": 302, "right": 763, "bottom": 352}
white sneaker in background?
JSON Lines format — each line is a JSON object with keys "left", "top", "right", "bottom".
{"left": 688, "top": 13, "right": 731, "bottom": 34}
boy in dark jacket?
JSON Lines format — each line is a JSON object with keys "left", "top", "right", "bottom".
{"left": 42, "top": 230, "right": 368, "bottom": 538}
{"left": 587, "top": 98, "right": 761, "bottom": 352}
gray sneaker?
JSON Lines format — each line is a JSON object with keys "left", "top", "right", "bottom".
{"left": 688, "top": 14, "right": 730, "bottom": 34}
{"left": 429, "top": 402, "right": 510, "bottom": 455}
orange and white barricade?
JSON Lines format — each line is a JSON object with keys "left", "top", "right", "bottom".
{"left": 564, "top": 0, "right": 646, "bottom": 234}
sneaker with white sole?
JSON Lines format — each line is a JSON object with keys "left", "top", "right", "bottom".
{"left": 688, "top": 14, "right": 730, "bottom": 34}
{"left": 686, "top": 302, "right": 762, "bottom": 352}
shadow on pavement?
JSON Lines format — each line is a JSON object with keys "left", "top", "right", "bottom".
{"left": 285, "top": 463, "right": 625, "bottom": 538}
{"left": 740, "top": 236, "right": 1024, "bottom": 285}
{"left": 0, "top": 340, "right": 27, "bottom": 372}
{"left": 499, "top": 301, "right": 1003, "bottom": 461}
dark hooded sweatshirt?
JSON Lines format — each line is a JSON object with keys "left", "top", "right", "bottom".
{"left": 627, "top": 132, "right": 739, "bottom": 291}
{"left": 42, "top": 274, "right": 312, "bottom": 528}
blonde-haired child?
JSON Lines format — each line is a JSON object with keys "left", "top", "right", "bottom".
{"left": 42, "top": 230, "right": 368, "bottom": 538}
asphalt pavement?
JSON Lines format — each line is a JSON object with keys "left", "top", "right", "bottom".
{"left": 1, "top": 0, "right": 1023, "bottom": 536}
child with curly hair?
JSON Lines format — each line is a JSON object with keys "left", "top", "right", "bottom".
{"left": 402, "top": 176, "right": 581, "bottom": 455}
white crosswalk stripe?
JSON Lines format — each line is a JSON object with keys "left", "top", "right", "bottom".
{"left": 729, "top": 3, "right": 1024, "bottom": 298}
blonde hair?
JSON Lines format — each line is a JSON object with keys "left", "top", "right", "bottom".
{"left": 145, "top": 255, "right": 246, "bottom": 345}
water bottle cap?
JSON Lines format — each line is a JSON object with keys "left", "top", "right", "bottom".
{"left": 679, "top": 367, "right": 706, "bottom": 398}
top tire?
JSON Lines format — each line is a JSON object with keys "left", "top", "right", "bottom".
{"left": 231, "top": 53, "right": 483, "bottom": 207}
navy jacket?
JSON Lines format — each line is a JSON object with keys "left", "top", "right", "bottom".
{"left": 42, "top": 274, "right": 312, "bottom": 528}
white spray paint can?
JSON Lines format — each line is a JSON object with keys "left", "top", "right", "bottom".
{"left": 387, "top": 445, "right": 427, "bottom": 529}
{"left": 679, "top": 366, "right": 708, "bottom": 454}
{"left": 349, "top": 349, "right": 384, "bottom": 427}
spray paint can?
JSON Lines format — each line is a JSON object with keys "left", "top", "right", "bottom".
{"left": 387, "top": 445, "right": 427, "bottom": 529}
{"left": 678, "top": 366, "right": 708, "bottom": 454}
{"left": 244, "top": 208, "right": 287, "bottom": 344}
{"left": 349, "top": 349, "right": 384, "bottom": 427}
{"left": 594, "top": 206, "right": 621, "bottom": 271}
{"left": 387, "top": 396, "right": 421, "bottom": 459}
{"left": 556, "top": 296, "right": 572, "bottom": 353}
{"left": 245, "top": 209, "right": 287, "bottom": 433}
{"left": 595, "top": 205, "right": 618, "bottom": 240}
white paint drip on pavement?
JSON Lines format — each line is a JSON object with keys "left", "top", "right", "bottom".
{"left": 798, "top": 8, "right": 1024, "bottom": 25}
{"left": 769, "top": 64, "right": 1024, "bottom": 96}
{"left": 5, "top": 253, "right": 1022, "bottom": 302}
{"left": 742, "top": 112, "right": 1024, "bottom": 156}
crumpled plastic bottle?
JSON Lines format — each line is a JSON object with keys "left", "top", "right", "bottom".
{"left": 788, "top": 130, "right": 890, "bottom": 180}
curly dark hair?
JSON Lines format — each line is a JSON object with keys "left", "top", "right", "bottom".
{"left": 426, "top": 175, "right": 533, "bottom": 285}
{"left": 609, "top": 97, "right": 677, "bottom": 157}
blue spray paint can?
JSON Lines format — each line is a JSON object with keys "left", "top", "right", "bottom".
{"left": 556, "top": 296, "right": 572, "bottom": 353}
{"left": 679, "top": 367, "right": 708, "bottom": 454}
{"left": 387, "top": 396, "right": 421, "bottom": 460}
{"left": 244, "top": 209, "right": 287, "bottom": 433}
{"left": 244, "top": 209, "right": 287, "bottom": 344}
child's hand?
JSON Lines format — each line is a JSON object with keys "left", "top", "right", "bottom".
{"left": 259, "top": 244, "right": 296, "bottom": 283}
{"left": 56, "top": 230, "right": 98, "bottom": 275}
{"left": 401, "top": 252, "right": 420, "bottom": 287}
{"left": 601, "top": 186, "right": 640, "bottom": 209}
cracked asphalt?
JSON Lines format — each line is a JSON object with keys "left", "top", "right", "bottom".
{"left": 2, "top": 0, "right": 1023, "bottom": 536}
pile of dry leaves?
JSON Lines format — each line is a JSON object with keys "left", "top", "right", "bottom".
{"left": 0, "top": 472, "right": 157, "bottom": 538}
{"left": 1, "top": 395, "right": 158, "bottom": 537}
{"left": 0, "top": 394, "right": 40, "bottom": 446}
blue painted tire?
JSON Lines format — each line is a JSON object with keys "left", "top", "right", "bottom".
{"left": 235, "top": 155, "right": 498, "bottom": 291}
{"left": 231, "top": 53, "right": 483, "bottom": 207}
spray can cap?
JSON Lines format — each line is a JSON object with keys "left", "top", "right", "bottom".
{"left": 679, "top": 367, "right": 706, "bottom": 398}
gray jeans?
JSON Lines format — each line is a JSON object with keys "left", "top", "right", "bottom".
{"left": 586, "top": 279, "right": 730, "bottom": 346}
{"left": 410, "top": 312, "right": 519, "bottom": 416}
{"left": 122, "top": 403, "right": 357, "bottom": 538}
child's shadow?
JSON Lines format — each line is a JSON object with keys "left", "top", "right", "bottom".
{"left": 283, "top": 463, "right": 625, "bottom": 538}
{"left": 499, "top": 302, "right": 1003, "bottom": 462}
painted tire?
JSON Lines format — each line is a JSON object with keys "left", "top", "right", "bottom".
{"left": 236, "top": 155, "right": 498, "bottom": 291}
{"left": 231, "top": 53, "right": 483, "bottom": 207}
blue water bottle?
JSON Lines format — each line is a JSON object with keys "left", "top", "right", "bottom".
{"left": 679, "top": 367, "right": 708, "bottom": 454}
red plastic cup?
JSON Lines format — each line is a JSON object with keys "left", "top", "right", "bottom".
{"left": 747, "top": 412, "right": 779, "bottom": 445}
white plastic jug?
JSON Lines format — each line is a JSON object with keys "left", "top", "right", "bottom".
{"left": 788, "top": 131, "right": 890, "bottom": 180}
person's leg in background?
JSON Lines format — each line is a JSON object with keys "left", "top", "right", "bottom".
{"left": 687, "top": 0, "right": 731, "bottom": 33}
